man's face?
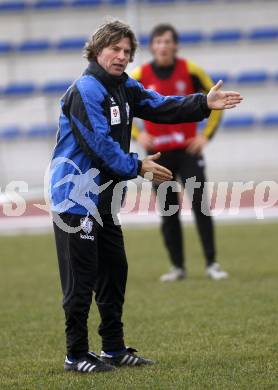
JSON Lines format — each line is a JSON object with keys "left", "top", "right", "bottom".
{"left": 97, "top": 37, "right": 131, "bottom": 76}
{"left": 151, "top": 31, "right": 178, "bottom": 66}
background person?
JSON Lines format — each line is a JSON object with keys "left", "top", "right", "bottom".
{"left": 131, "top": 24, "right": 229, "bottom": 282}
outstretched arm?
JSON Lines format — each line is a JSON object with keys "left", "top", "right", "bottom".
{"left": 130, "top": 77, "right": 242, "bottom": 124}
{"left": 131, "top": 77, "right": 211, "bottom": 124}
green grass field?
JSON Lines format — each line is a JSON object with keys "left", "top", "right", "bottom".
{"left": 1, "top": 222, "right": 278, "bottom": 389}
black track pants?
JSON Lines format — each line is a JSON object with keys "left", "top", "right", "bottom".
{"left": 153, "top": 149, "right": 216, "bottom": 269}
{"left": 53, "top": 213, "right": 127, "bottom": 358}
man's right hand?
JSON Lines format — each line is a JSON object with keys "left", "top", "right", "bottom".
{"left": 207, "top": 80, "right": 243, "bottom": 110}
{"left": 140, "top": 152, "right": 173, "bottom": 183}
{"left": 137, "top": 132, "right": 154, "bottom": 151}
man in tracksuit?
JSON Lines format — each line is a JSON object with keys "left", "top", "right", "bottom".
{"left": 131, "top": 24, "right": 229, "bottom": 282}
{"left": 49, "top": 20, "right": 242, "bottom": 373}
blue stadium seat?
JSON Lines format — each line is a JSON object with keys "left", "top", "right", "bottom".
{"left": 1, "top": 67, "right": 274, "bottom": 98}
{"left": 147, "top": 0, "right": 175, "bottom": 3}
{"left": 249, "top": 27, "right": 278, "bottom": 41}
{"left": 56, "top": 37, "right": 86, "bottom": 51}
{"left": 222, "top": 115, "right": 257, "bottom": 129}
{"left": 179, "top": 31, "right": 205, "bottom": 44}
{"left": 0, "top": 1, "right": 27, "bottom": 11}
{"left": 0, "top": 126, "right": 21, "bottom": 140}
{"left": 236, "top": 71, "right": 269, "bottom": 84}
{"left": 274, "top": 72, "right": 278, "bottom": 82}
{"left": 261, "top": 113, "right": 278, "bottom": 127}
{"left": 17, "top": 39, "right": 52, "bottom": 52}
{"left": 33, "top": 0, "right": 66, "bottom": 9}
{"left": 131, "top": 0, "right": 214, "bottom": 3}
{"left": 42, "top": 80, "right": 72, "bottom": 94}
{"left": 70, "top": 0, "right": 101, "bottom": 7}
{"left": 108, "top": 0, "right": 126, "bottom": 4}
{"left": 26, "top": 124, "right": 57, "bottom": 138}
{"left": 0, "top": 125, "right": 57, "bottom": 140}
{"left": 197, "top": 119, "right": 207, "bottom": 131}
{"left": 0, "top": 26, "right": 277, "bottom": 54}
{"left": 209, "top": 72, "right": 231, "bottom": 84}
{"left": 0, "top": 41, "right": 14, "bottom": 54}
{"left": 139, "top": 34, "right": 149, "bottom": 47}
{"left": 2, "top": 83, "right": 36, "bottom": 96}
{"left": 210, "top": 29, "right": 243, "bottom": 43}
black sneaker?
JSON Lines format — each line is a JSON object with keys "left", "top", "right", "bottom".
{"left": 100, "top": 347, "right": 155, "bottom": 367}
{"left": 64, "top": 351, "right": 115, "bottom": 373}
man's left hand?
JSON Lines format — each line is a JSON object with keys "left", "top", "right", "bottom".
{"left": 207, "top": 80, "right": 243, "bottom": 110}
{"left": 187, "top": 134, "right": 208, "bottom": 155}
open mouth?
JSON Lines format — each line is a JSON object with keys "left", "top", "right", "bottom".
{"left": 113, "top": 64, "right": 124, "bottom": 69}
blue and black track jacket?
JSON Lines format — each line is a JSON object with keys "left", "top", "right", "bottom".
{"left": 50, "top": 61, "right": 211, "bottom": 215}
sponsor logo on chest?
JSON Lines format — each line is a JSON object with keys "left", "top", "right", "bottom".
{"left": 176, "top": 80, "right": 187, "bottom": 94}
{"left": 110, "top": 106, "right": 121, "bottom": 125}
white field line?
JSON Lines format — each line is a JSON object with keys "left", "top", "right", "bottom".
{"left": 0, "top": 207, "right": 278, "bottom": 236}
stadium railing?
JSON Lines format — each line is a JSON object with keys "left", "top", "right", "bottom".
{"left": 0, "top": 0, "right": 272, "bottom": 12}
{"left": 0, "top": 0, "right": 230, "bottom": 13}
{"left": 0, "top": 70, "right": 276, "bottom": 97}
{"left": 1, "top": 114, "right": 278, "bottom": 141}
{"left": 0, "top": 27, "right": 278, "bottom": 55}
{"left": 0, "top": 124, "right": 57, "bottom": 140}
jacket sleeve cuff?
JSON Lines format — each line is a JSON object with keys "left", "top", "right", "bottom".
{"left": 137, "top": 159, "right": 142, "bottom": 176}
{"left": 200, "top": 94, "right": 211, "bottom": 118}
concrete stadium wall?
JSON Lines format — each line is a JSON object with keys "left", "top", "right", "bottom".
{"left": 0, "top": 0, "right": 277, "bottom": 190}
{"left": 0, "top": 129, "right": 277, "bottom": 190}
{"left": 0, "top": 1, "right": 277, "bottom": 42}
{"left": 1, "top": 84, "right": 277, "bottom": 130}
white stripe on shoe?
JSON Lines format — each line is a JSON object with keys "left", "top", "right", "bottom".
{"left": 88, "top": 352, "right": 98, "bottom": 359}
{"left": 82, "top": 363, "right": 91, "bottom": 372}
{"left": 132, "top": 357, "right": 139, "bottom": 365}
{"left": 127, "top": 356, "right": 134, "bottom": 365}
{"left": 77, "top": 361, "right": 87, "bottom": 371}
{"left": 120, "top": 355, "right": 129, "bottom": 365}
{"left": 88, "top": 365, "right": 96, "bottom": 372}
{"left": 65, "top": 357, "right": 74, "bottom": 365}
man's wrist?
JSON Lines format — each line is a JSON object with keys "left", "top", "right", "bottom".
{"left": 201, "top": 94, "right": 211, "bottom": 117}
{"left": 137, "top": 159, "right": 143, "bottom": 175}
{"left": 201, "top": 133, "right": 209, "bottom": 140}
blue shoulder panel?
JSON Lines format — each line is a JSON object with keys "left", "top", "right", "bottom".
{"left": 74, "top": 75, "right": 139, "bottom": 178}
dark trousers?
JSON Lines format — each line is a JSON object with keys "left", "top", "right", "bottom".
{"left": 53, "top": 213, "right": 127, "bottom": 358}
{"left": 153, "top": 149, "right": 215, "bottom": 269}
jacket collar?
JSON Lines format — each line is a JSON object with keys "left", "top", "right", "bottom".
{"left": 85, "top": 61, "right": 128, "bottom": 88}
